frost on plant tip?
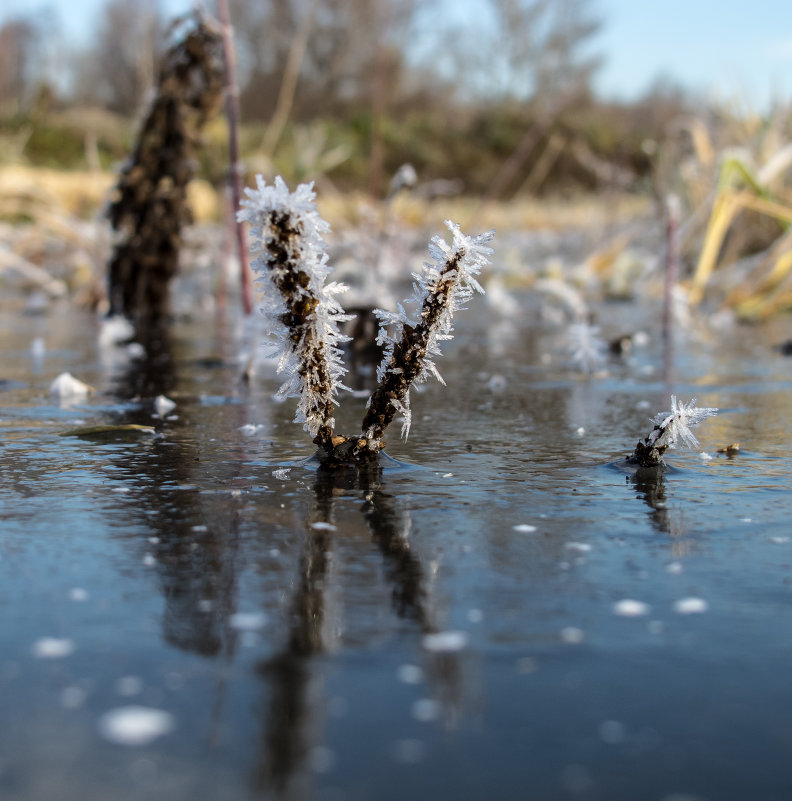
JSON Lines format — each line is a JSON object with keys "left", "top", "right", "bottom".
{"left": 239, "top": 176, "right": 495, "bottom": 467}
{"left": 237, "top": 175, "right": 352, "bottom": 445}
{"left": 362, "top": 221, "right": 494, "bottom": 442}
{"left": 631, "top": 395, "right": 718, "bottom": 467}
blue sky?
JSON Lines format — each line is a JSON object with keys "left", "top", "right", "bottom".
{"left": 3, "top": 0, "right": 792, "bottom": 109}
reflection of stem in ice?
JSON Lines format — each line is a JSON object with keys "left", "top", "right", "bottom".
{"left": 631, "top": 395, "right": 717, "bottom": 467}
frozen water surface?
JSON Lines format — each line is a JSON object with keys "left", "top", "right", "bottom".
{"left": 1, "top": 298, "right": 792, "bottom": 801}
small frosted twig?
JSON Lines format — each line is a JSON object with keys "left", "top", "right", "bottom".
{"left": 359, "top": 221, "right": 494, "bottom": 444}
{"left": 238, "top": 176, "right": 351, "bottom": 446}
{"left": 632, "top": 395, "right": 718, "bottom": 467}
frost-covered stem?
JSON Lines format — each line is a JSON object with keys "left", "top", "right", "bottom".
{"left": 238, "top": 176, "right": 350, "bottom": 448}
{"left": 631, "top": 395, "right": 717, "bottom": 467}
{"left": 267, "top": 211, "right": 335, "bottom": 446}
{"left": 360, "top": 251, "right": 462, "bottom": 443}
{"left": 217, "top": 0, "right": 252, "bottom": 315}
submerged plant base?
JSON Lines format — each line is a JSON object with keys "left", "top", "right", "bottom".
{"left": 312, "top": 434, "right": 385, "bottom": 469}
{"left": 629, "top": 439, "right": 668, "bottom": 468}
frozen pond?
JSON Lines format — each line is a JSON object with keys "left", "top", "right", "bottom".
{"left": 1, "top": 293, "right": 792, "bottom": 801}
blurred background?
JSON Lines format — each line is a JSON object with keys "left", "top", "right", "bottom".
{"left": 1, "top": 0, "right": 791, "bottom": 318}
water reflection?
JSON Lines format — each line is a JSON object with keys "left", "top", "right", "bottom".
{"left": 630, "top": 467, "right": 688, "bottom": 545}
{"left": 105, "top": 326, "right": 249, "bottom": 659}
{"left": 255, "top": 464, "right": 433, "bottom": 794}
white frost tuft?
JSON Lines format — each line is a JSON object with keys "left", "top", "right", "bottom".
{"left": 373, "top": 221, "right": 493, "bottom": 439}
{"left": 237, "top": 175, "right": 352, "bottom": 438}
{"left": 649, "top": 395, "right": 718, "bottom": 451}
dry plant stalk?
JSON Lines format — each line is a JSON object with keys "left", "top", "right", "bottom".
{"left": 107, "top": 13, "right": 224, "bottom": 325}
{"left": 238, "top": 175, "right": 494, "bottom": 469}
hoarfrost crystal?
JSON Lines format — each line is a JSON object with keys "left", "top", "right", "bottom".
{"left": 567, "top": 322, "right": 608, "bottom": 374}
{"left": 238, "top": 176, "right": 352, "bottom": 441}
{"left": 631, "top": 395, "right": 718, "bottom": 467}
{"left": 648, "top": 395, "right": 718, "bottom": 451}
{"left": 367, "top": 221, "right": 494, "bottom": 440}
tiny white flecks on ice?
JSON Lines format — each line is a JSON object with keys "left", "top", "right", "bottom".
{"left": 612, "top": 599, "right": 651, "bottom": 617}
{"left": 673, "top": 597, "right": 709, "bottom": 614}
{"left": 422, "top": 630, "right": 468, "bottom": 652}
{"left": 32, "top": 637, "right": 75, "bottom": 659}
{"left": 98, "top": 706, "right": 175, "bottom": 746}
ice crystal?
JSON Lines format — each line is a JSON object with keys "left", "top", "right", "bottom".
{"left": 567, "top": 322, "right": 608, "bottom": 374}
{"left": 238, "top": 176, "right": 352, "bottom": 442}
{"left": 632, "top": 395, "right": 718, "bottom": 467}
{"left": 649, "top": 395, "right": 718, "bottom": 451}
{"left": 365, "top": 221, "right": 494, "bottom": 440}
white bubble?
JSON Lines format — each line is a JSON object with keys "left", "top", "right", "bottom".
{"left": 422, "top": 631, "right": 468, "bottom": 653}
{"left": 32, "top": 637, "right": 75, "bottom": 659}
{"left": 665, "top": 562, "right": 684, "bottom": 574}
{"left": 565, "top": 542, "right": 591, "bottom": 553}
{"left": 612, "top": 599, "right": 651, "bottom": 617}
{"left": 272, "top": 468, "right": 291, "bottom": 480}
{"left": 411, "top": 698, "right": 441, "bottom": 722}
{"left": 310, "top": 521, "right": 337, "bottom": 531}
{"left": 230, "top": 612, "right": 268, "bottom": 631}
{"left": 68, "top": 587, "right": 89, "bottom": 602}
{"left": 398, "top": 664, "right": 424, "bottom": 684}
{"left": 560, "top": 627, "right": 584, "bottom": 644}
{"left": 513, "top": 524, "right": 537, "bottom": 533}
{"left": 673, "top": 597, "right": 709, "bottom": 615}
{"left": 98, "top": 706, "right": 175, "bottom": 746}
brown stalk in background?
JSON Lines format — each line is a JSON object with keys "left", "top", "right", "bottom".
{"left": 106, "top": 12, "right": 225, "bottom": 326}
{"left": 217, "top": 0, "right": 253, "bottom": 316}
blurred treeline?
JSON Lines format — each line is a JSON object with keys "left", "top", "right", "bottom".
{"left": 0, "top": 0, "right": 740, "bottom": 199}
